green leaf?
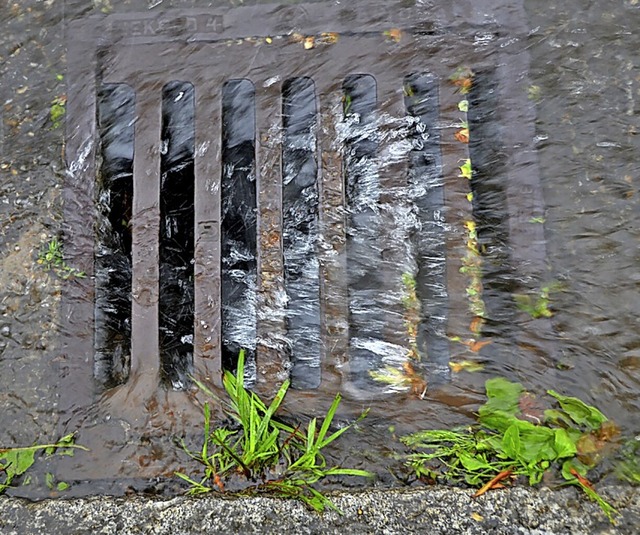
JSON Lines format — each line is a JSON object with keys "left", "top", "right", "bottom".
{"left": 561, "top": 458, "right": 588, "bottom": 480}
{"left": 547, "top": 390, "right": 608, "bottom": 430}
{"left": 543, "top": 408, "right": 574, "bottom": 428}
{"left": 56, "top": 481, "right": 69, "bottom": 492}
{"left": 479, "top": 378, "right": 524, "bottom": 427}
{"left": 485, "top": 378, "right": 524, "bottom": 406}
{"left": 553, "top": 428, "right": 577, "bottom": 459}
{"left": 459, "top": 453, "right": 491, "bottom": 471}
{"left": 517, "top": 427, "right": 556, "bottom": 463}
{"left": 478, "top": 410, "right": 519, "bottom": 433}
{"left": 458, "top": 159, "right": 473, "bottom": 179}
{"left": 501, "top": 424, "right": 522, "bottom": 460}
{"left": 45, "top": 472, "right": 55, "bottom": 489}
{"left": 3, "top": 449, "right": 36, "bottom": 477}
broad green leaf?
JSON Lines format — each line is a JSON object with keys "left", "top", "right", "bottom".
{"left": 479, "top": 378, "right": 523, "bottom": 427}
{"left": 543, "top": 408, "right": 574, "bottom": 428}
{"left": 485, "top": 378, "right": 524, "bottom": 406}
{"left": 518, "top": 428, "right": 557, "bottom": 463}
{"left": 478, "top": 410, "right": 519, "bottom": 433}
{"left": 501, "top": 424, "right": 522, "bottom": 460}
{"left": 553, "top": 428, "right": 577, "bottom": 459}
{"left": 56, "top": 481, "right": 69, "bottom": 491}
{"left": 4, "top": 449, "right": 36, "bottom": 476}
{"left": 547, "top": 390, "right": 607, "bottom": 430}
{"left": 459, "top": 453, "right": 491, "bottom": 471}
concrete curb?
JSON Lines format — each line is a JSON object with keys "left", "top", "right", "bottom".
{"left": 2, "top": 485, "right": 639, "bottom": 534}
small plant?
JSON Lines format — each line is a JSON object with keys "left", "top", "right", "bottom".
{"left": 513, "top": 282, "right": 562, "bottom": 319}
{"left": 614, "top": 435, "right": 640, "bottom": 485}
{"left": 401, "top": 378, "right": 620, "bottom": 523}
{"left": 37, "top": 237, "right": 85, "bottom": 279}
{"left": 176, "top": 351, "right": 372, "bottom": 512}
{"left": 1, "top": 433, "right": 87, "bottom": 494}
{"left": 50, "top": 95, "right": 66, "bottom": 129}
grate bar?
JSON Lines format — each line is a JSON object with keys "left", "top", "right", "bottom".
{"left": 254, "top": 80, "right": 288, "bottom": 396}
{"left": 194, "top": 83, "right": 223, "bottom": 386}
{"left": 316, "top": 83, "right": 349, "bottom": 393}
{"left": 130, "top": 88, "right": 162, "bottom": 392}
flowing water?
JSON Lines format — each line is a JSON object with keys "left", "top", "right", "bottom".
{"left": 1, "top": 0, "right": 640, "bottom": 498}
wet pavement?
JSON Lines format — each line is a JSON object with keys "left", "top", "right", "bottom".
{"left": 1, "top": 0, "right": 640, "bottom": 530}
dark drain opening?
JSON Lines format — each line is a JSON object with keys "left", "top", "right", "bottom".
{"left": 95, "top": 83, "right": 134, "bottom": 389}
{"left": 282, "top": 77, "right": 321, "bottom": 389}
{"left": 159, "top": 81, "right": 195, "bottom": 390}
{"left": 342, "top": 74, "right": 379, "bottom": 388}
{"left": 220, "top": 79, "right": 257, "bottom": 378}
{"left": 466, "top": 71, "right": 517, "bottom": 334}
{"left": 403, "top": 73, "right": 449, "bottom": 382}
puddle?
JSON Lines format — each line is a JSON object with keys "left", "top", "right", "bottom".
{"left": 1, "top": 0, "right": 639, "bottom": 499}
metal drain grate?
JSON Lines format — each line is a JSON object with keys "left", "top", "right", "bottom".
{"left": 60, "top": 0, "right": 553, "bottom": 483}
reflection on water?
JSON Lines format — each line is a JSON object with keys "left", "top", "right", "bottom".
{"left": 0, "top": 0, "right": 639, "bottom": 498}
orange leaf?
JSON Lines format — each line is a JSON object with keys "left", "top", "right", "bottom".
{"left": 473, "top": 469, "right": 512, "bottom": 498}
{"left": 569, "top": 468, "right": 594, "bottom": 490}
{"left": 384, "top": 28, "right": 403, "bottom": 43}
{"left": 469, "top": 316, "right": 484, "bottom": 334}
{"left": 454, "top": 128, "right": 469, "bottom": 143}
{"left": 460, "top": 338, "right": 492, "bottom": 352}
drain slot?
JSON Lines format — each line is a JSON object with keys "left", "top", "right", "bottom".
{"left": 221, "top": 79, "right": 258, "bottom": 377}
{"left": 282, "top": 77, "right": 321, "bottom": 389}
{"left": 159, "top": 81, "right": 195, "bottom": 390}
{"left": 95, "top": 83, "right": 134, "bottom": 389}
{"left": 404, "top": 73, "right": 449, "bottom": 383}
{"left": 342, "top": 74, "right": 389, "bottom": 390}
{"left": 466, "top": 71, "right": 516, "bottom": 334}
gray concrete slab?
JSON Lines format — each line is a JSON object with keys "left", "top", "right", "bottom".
{"left": 2, "top": 485, "right": 639, "bottom": 534}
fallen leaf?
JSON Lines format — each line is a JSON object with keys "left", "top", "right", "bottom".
{"left": 458, "top": 338, "right": 491, "bottom": 352}
{"left": 469, "top": 316, "right": 483, "bottom": 334}
{"left": 303, "top": 37, "right": 315, "bottom": 50}
{"left": 471, "top": 512, "right": 484, "bottom": 522}
{"left": 384, "top": 28, "right": 403, "bottom": 43}
{"left": 518, "top": 392, "right": 545, "bottom": 424}
{"left": 454, "top": 128, "right": 469, "bottom": 143}
{"left": 449, "top": 360, "right": 485, "bottom": 373}
{"left": 319, "top": 32, "right": 339, "bottom": 44}
{"left": 473, "top": 469, "right": 512, "bottom": 498}
{"left": 570, "top": 467, "right": 594, "bottom": 490}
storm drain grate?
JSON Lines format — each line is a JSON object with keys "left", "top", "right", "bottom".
{"left": 60, "top": 0, "right": 553, "bottom": 482}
